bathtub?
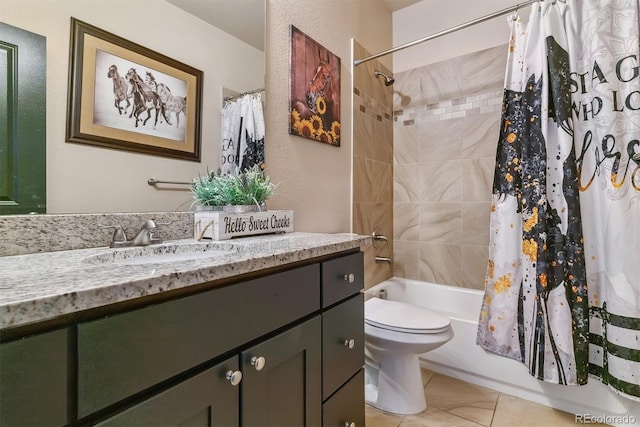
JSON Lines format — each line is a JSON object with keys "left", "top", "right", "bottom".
{"left": 366, "top": 277, "right": 640, "bottom": 425}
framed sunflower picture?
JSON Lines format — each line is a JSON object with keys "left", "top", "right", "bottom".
{"left": 289, "top": 25, "right": 341, "bottom": 147}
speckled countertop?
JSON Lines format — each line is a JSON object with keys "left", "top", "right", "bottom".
{"left": 0, "top": 233, "right": 370, "bottom": 330}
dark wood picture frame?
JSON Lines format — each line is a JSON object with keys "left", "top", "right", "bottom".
{"left": 66, "top": 18, "right": 203, "bottom": 161}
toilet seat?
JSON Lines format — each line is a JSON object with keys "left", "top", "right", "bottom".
{"left": 365, "top": 298, "right": 451, "bottom": 334}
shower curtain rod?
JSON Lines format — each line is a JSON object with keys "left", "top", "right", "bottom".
{"left": 224, "top": 87, "right": 265, "bottom": 102}
{"left": 353, "top": 0, "right": 535, "bottom": 66}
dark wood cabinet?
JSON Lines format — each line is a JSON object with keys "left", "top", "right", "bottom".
{"left": 0, "top": 328, "right": 69, "bottom": 427}
{"left": 0, "top": 249, "right": 364, "bottom": 426}
{"left": 321, "top": 252, "right": 365, "bottom": 426}
{"left": 77, "top": 264, "right": 319, "bottom": 418}
{"left": 241, "top": 317, "right": 321, "bottom": 427}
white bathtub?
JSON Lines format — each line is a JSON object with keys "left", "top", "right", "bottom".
{"left": 366, "top": 277, "right": 640, "bottom": 426}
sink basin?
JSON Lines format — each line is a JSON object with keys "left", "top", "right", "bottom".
{"left": 83, "top": 241, "right": 236, "bottom": 266}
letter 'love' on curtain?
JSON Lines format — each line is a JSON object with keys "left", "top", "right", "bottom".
{"left": 477, "top": 0, "right": 640, "bottom": 400}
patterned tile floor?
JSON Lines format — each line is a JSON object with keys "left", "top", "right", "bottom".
{"left": 365, "top": 370, "right": 609, "bottom": 426}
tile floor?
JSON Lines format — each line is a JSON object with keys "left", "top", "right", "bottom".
{"left": 365, "top": 370, "right": 609, "bottom": 426}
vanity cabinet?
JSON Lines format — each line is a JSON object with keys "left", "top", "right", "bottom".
{"left": 77, "top": 264, "right": 320, "bottom": 418}
{"left": 0, "top": 329, "right": 69, "bottom": 426}
{"left": 0, "top": 249, "right": 364, "bottom": 427}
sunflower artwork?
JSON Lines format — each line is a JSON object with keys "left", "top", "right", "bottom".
{"left": 289, "top": 25, "right": 341, "bottom": 146}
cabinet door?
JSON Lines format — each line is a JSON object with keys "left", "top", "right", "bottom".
{"left": 0, "top": 22, "right": 46, "bottom": 214}
{"left": 241, "top": 317, "right": 321, "bottom": 427}
{"left": 322, "top": 369, "right": 364, "bottom": 427}
{"left": 0, "top": 329, "right": 68, "bottom": 427}
{"left": 96, "top": 357, "right": 240, "bottom": 427}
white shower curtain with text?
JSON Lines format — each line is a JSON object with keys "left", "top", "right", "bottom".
{"left": 220, "top": 93, "right": 265, "bottom": 175}
{"left": 477, "top": 0, "right": 640, "bottom": 400}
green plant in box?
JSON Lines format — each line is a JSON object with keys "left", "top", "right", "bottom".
{"left": 191, "top": 166, "right": 276, "bottom": 209}
{"left": 191, "top": 170, "right": 226, "bottom": 208}
{"left": 228, "top": 165, "right": 276, "bottom": 206}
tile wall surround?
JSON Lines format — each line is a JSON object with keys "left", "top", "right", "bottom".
{"left": 0, "top": 212, "right": 193, "bottom": 256}
{"left": 353, "top": 41, "right": 394, "bottom": 290}
{"left": 392, "top": 44, "right": 508, "bottom": 290}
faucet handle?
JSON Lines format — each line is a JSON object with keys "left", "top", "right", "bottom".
{"left": 99, "top": 223, "right": 127, "bottom": 245}
{"left": 143, "top": 219, "right": 164, "bottom": 244}
{"left": 139, "top": 219, "right": 158, "bottom": 229}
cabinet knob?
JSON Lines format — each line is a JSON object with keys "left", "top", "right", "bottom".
{"left": 344, "top": 422, "right": 356, "bottom": 427}
{"left": 344, "top": 339, "right": 355, "bottom": 349}
{"left": 225, "top": 370, "right": 242, "bottom": 386}
{"left": 250, "top": 356, "right": 266, "bottom": 371}
{"left": 343, "top": 273, "right": 355, "bottom": 283}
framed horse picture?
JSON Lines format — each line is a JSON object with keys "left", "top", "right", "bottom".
{"left": 66, "top": 18, "right": 203, "bottom": 161}
{"left": 289, "top": 25, "right": 341, "bottom": 147}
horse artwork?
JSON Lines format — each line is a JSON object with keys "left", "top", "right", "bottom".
{"left": 107, "top": 65, "right": 130, "bottom": 115}
{"left": 144, "top": 71, "right": 158, "bottom": 91}
{"left": 156, "top": 83, "right": 187, "bottom": 128}
{"left": 289, "top": 25, "right": 341, "bottom": 146}
{"left": 67, "top": 18, "right": 202, "bottom": 161}
{"left": 125, "top": 68, "right": 172, "bottom": 128}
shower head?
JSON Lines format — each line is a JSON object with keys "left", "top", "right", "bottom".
{"left": 374, "top": 70, "right": 395, "bottom": 86}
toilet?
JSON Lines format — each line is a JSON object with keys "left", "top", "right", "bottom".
{"left": 364, "top": 296, "right": 454, "bottom": 415}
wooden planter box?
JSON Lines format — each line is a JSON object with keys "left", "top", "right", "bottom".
{"left": 194, "top": 210, "right": 294, "bottom": 240}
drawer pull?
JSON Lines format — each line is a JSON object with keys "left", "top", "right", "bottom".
{"left": 250, "top": 356, "right": 266, "bottom": 371}
{"left": 344, "top": 422, "right": 356, "bottom": 427}
{"left": 343, "top": 273, "right": 355, "bottom": 283}
{"left": 344, "top": 339, "right": 355, "bottom": 349}
{"left": 225, "top": 370, "right": 242, "bottom": 386}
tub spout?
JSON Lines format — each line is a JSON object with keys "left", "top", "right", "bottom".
{"left": 375, "top": 256, "right": 393, "bottom": 264}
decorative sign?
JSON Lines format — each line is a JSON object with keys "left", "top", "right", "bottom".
{"left": 194, "top": 210, "right": 294, "bottom": 240}
{"left": 289, "top": 25, "right": 341, "bottom": 146}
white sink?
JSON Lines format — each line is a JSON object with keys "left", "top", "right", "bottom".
{"left": 82, "top": 241, "right": 236, "bottom": 266}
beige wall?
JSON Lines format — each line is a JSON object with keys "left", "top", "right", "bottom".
{"left": 3, "top": 0, "right": 264, "bottom": 214}
{"left": 265, "top": 0, "right": 392, "bottom": 233}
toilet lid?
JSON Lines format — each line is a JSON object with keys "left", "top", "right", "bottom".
{"left": 365, "top": 297, "right": 451, "bottom": 334}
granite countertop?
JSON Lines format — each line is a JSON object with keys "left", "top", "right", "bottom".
{"left": 0, "top": 232, "right": 370, "bottom": 331}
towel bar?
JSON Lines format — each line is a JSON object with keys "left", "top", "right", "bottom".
{"left": 147, "top": 179, "right": 190, "bottom": 186}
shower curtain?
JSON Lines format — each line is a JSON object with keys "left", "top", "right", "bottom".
{"left": 220, "top": 92, "right": 265, "bottom": 175}
{"left": 477, "top": 0, "right": 640, "bottom": 400}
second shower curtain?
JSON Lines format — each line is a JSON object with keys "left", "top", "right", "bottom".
{"left": 477, "top": 0, "right": 640, "bottom": 400}
{"left": 220, "top": 93, "right": 265, "bottom": 175}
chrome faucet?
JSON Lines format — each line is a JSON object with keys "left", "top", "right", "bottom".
{"left": 100, "top": 220, "right": 163, "bottom": 248}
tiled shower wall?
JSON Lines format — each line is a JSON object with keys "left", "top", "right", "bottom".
{"left": 392, "top": 44, "right": 507, "bottom": 290}
{"left": 353, "top": 41, "right": 394, "bottom": 290}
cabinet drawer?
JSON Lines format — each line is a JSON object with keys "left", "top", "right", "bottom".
{"left": 322, "top": 369, "right": 364, "bottom": 427}
{"left": 322, "top": 251, "right": 363, "bottom": 307}
{"left": 96, "top": 357, "right": 240, "bottom": 427}
{"left": 78, "top": 264, "right": 320, "bottom": 417}
{"left": 0, "top": 329, "right": 69, "bottom": 427}
{"left": 322, "top": 293, "right": 364, "bottom": 400}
